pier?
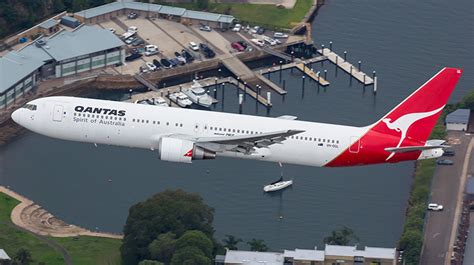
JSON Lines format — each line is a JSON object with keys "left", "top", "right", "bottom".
{"left": 129, "top": 76, "right": 271, "bottom": 107}
{"left": 260, "top": 56, "right": 329, "bottom": 86}
{"left": 318, "top": 48, "right": 374, "bottom": 85}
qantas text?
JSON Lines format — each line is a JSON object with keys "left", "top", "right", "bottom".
{"left": 74, "top": 106, "right": 126, "bottom": 116}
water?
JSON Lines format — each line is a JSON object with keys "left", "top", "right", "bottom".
{"left": 0, "top": 0, "right": 473, "bottom": 250}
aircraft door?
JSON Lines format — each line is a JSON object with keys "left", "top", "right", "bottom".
{"left": 53, "top": 105, "right": 63, "bottom": 122}
{"left": 349, "top": 136, "right": 360, "bottom": 153}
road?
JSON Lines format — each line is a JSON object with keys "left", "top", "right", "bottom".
{"left": 421, "top": 131, "right": 474, "bottom": 265}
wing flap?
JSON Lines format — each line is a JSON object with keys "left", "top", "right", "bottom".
{"left": 385, "top": 145, "right": 449, "bottom": 153}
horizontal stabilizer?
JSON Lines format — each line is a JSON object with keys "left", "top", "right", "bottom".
{"left": 385, "top": 145, "right": 449, "bottom": 153}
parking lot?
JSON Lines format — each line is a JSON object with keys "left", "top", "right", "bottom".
{"left": 90, "top": 14, "right": 294, "bottom": 76}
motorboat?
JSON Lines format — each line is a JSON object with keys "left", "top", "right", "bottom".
{"left": 169, "top": 92, "right": 192, "bottom": 108}
{"left": 263, "top": 177, "right": 293, "bottom": 192}
{"left": 153, "top": 97, "right": 169, "bottom": 107}
{"left": 182, "top": 80, "right": 213, "bottom": 108}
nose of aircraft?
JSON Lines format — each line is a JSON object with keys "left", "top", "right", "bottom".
{"left": 11, "top": 109, "right": 22, "bottom": 124}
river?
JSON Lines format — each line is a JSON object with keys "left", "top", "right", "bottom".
{"left": 0, "top": 0, "right": 472, "bottom": 250}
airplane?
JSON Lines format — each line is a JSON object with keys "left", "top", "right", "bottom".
{"left": 11, "top": 67, "right": 462, "bottom": 167}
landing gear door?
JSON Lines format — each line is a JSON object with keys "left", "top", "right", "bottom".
{"left": 349, "top": 136, "right": 360, "bottom": 153}
{"left": 53, "top": 105, "right": 63, "bottom": 122}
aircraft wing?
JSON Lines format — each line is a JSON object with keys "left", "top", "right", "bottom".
{"left": 172, "top": 129, "right": 305, "bottom": 154}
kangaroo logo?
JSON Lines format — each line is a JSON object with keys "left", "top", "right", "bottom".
{"left": 382, "top": 106, "right": 444, "bottom": 161}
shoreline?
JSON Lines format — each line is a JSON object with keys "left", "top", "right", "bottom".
{"left": 0, "top": 185, "right": 122, "bottom": 239}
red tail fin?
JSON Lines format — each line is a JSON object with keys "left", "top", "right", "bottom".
{"left": 326, "top": 67, "right": 463, "bottom": 166}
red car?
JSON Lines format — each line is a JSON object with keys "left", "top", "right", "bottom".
{"left": 231, "top": 42, "right": 245, "bottom": 52}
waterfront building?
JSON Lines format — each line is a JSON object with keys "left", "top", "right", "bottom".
{"left": 220, "top": 244, "right": 397, "bottom": 265}
{"left": 446, "top": 109, "right": 471, "bottom": 131}
{"left": 0, "top": 25, "right": 125, "bottom": 109}
{"left": 74, "top": 0, "right": 235, "bottom": 29}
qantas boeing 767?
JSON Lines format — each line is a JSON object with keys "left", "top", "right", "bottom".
{"left": 11, "top": 67, "right": 462, "bottom": 167}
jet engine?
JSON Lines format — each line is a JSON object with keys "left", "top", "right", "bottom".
{"left": 158, "top": 137, "right": 216, "bottom": 163}
{"left": 418, "top": 148, "right": 444, "bottom": 160}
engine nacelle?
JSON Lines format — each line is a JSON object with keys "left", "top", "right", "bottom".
{"left": 418, "top": 148, "right": 444, "bottom": 160}
{"left": 158, "top": 137, "right": 216, "bottom": 163}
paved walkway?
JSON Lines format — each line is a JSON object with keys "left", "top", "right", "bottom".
{"left": 0, "top": 186, "right": 123, "bottom": 239}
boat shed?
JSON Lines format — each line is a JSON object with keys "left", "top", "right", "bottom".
{"left": 446, "top": 109, "right": 471, "bottom": 131}
{"left": 74, "top": 0, "right": 235, "bottom": 29}
{"left": 39, "top": 18, "right": 60, "bottom": 35}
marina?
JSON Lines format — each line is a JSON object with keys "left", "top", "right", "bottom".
{"left": 0, "top": 0, "right": 472, "bottom": 256}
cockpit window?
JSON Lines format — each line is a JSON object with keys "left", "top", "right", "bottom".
{"left": 22, "top": 104, "right": 37, "bottom": 111}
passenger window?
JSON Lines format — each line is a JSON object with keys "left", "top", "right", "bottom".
{"left": 175, "top": 123, "right": 178, "bottom": 127}
{"left": 166, "top": 122, "right": 169, "bottom": 126}
{"left": 180, "top": 123, "right": 183, "bottom": 127}
{"left": 305, "top": 137, "right": 308, "bottom": 141}
{"left": 153, "top": 121, "right": 156, "bottom": 124}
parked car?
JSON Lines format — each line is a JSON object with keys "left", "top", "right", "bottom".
{"left": 181, "top": 49, "right": 194, "bottom": 62}
{"left": 160, "top": 58, "right": 172, "bottom": 69}
{"left": 231, "top": 42, "right": 245, "bottom": 52}
{"left": 256, "top": 27, "right": 265, "bottom": 35}
{"left": 232, "top": 24, "right": 242, "bottom": 32}
{"left": 130, "top": 48, "right": 140, "bottom": 54}
{"left": 128, "top": 26, "right": 138, "bottom": 32}
{"left": 175, "top": 55, "right": 186, "bottom": 65}
{"left": 125, "top": 53, "right": 142, "bottom": 62}
{"left": 437, "top": 159, "right": 453, "bottom": 165}
{"left": 145, "top": 45, "right": 158, "bottom": 56}
{"left": 125, "top": 36, "right": 136, "bottom": 44}
{"left": 128, "top": 12, "right": 138, "bottom": 19}
{"left": 262, "top": 36, "right": 277, "bottom": 46}
{"left": 238, "top": 41, "right": 249, "bottom": 49}
{"left": 152, "top": 59, "right": 162, "bottom": 69}
{"left": 443, "top": 149, "right": 455, "bottom": 156}
{"left": 169, "top": 58, "right": 180, "bottom": 67}
{"left": 273, "top": 32, "right": 289, "bottom": 38}
{"left": 250, "top": 26, "right": 259, "bottom": 34}
{"left": 189, "top": 42, "right": 199, "bottom": 51}
{"left": 146, "top": 62, "right": 157, "bottom": 71}
{"left": 132, "top": 38, "right": 145, "bottom": 46}
{"left": 250, "top": 38, "right": 265, "bottom": 47}
{"left": 427, "top": 203, "right": 444, "bottom": 211}
{"left": 199, "top": 43, "right": 215, "bottom": 58}
{"left": 199, "top": 25, "right": 212, "bottom": 32}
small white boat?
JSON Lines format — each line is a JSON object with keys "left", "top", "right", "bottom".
{"left": 152, "top": 97, "right": 169, "bottom": 107}
{"left": 169, "top": 92, "right": 192, "bottom": 108}
{"left": 263, "top": 177, "right": 293, "bottom": 192}
{"left": 182, "top": 80, "right": 213, "bottom": 108}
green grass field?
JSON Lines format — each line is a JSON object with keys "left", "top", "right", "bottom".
{"left": 0, "top": 192, "right": 122, "bottom": 265}
{"left": 170, "top": 0, "right": 313, "bottom": 30}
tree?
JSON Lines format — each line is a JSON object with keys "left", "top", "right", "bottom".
{"left": 175, "top": 230, "right": 213, "bottom": 258}
{"left": 196, "top": 0, "right": 209, "bottom": 10}
{"left": 14, "top": 248, "right": 33, "bottom": 265}
{"left": 460, "top": 91, "right": 474, "bottom": 110}
{"left": 247, "top": 239, "right": 268, "bottom": 252}
{"left": 170, "top": 246, "right": 211, "bottom": 265}
{"left": 138, "top": 260, "right": 163, "bottom": 265}
{"left": 323, "top": 226, "right": 359, "bottom": 246}
{"left": 222, "top": 235, "right": 242, "bottom": 250}
{"left": 148, "top": 232, "right": 177, "bottom": 264}
{"left": 398, "top": 229, "right": 422, "bottom": 264}
{"left": 121, "top": 189, "right": 214, "bottom": 265}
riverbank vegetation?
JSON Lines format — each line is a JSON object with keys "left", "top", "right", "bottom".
{"left": 398, "top": 90, "right": 474, "bottom": 264}
{"left": 0, "top": 192, "right": 121, "bottom": 265}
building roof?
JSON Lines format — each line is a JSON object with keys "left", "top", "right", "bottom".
{"left": 183, "top": 10, "right": 235, "bottom": 23}
{"left": 39, "top": 18, "right": 59, "bottom": 29}
{"left": 446, "top": 109, "right": 470, "bottom": 124}
{"left": 364, "top": 247, "right": 396, "bottom": 259}
{"left": 0, "top": 51, "right": 45, "bottom": 93}
{"left": 37, "top": 25, "right": 124, "bottom": 61}
{"left": 284, "top": 248, "right": 324, "bottom": 261}
{"left": 0, "top": 249, "right": 11, "bottom": 260}
{"left": 324, "top": 245, "right": 395, "bottom": 259}
{"left": 225, "top": 250, "right": 284, "bottom": 265}
{"left": 18, "top": 42, "right": 54, "bottom": 62}
{"left": 74, "top": 0, "right": 234, "bottom": 23}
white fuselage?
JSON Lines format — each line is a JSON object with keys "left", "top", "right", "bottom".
{"left": 12, "top": 96, "right": 368, "bottom": 167}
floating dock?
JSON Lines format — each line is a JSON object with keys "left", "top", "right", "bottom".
{"left": 318, "top": 48, "right": 374, "bottom": 85}
{"left": 129, "top": 76, "right": 271, "bottom": 108}
{"left": 260, "top": 56, "right": 329, "bottom": 86}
